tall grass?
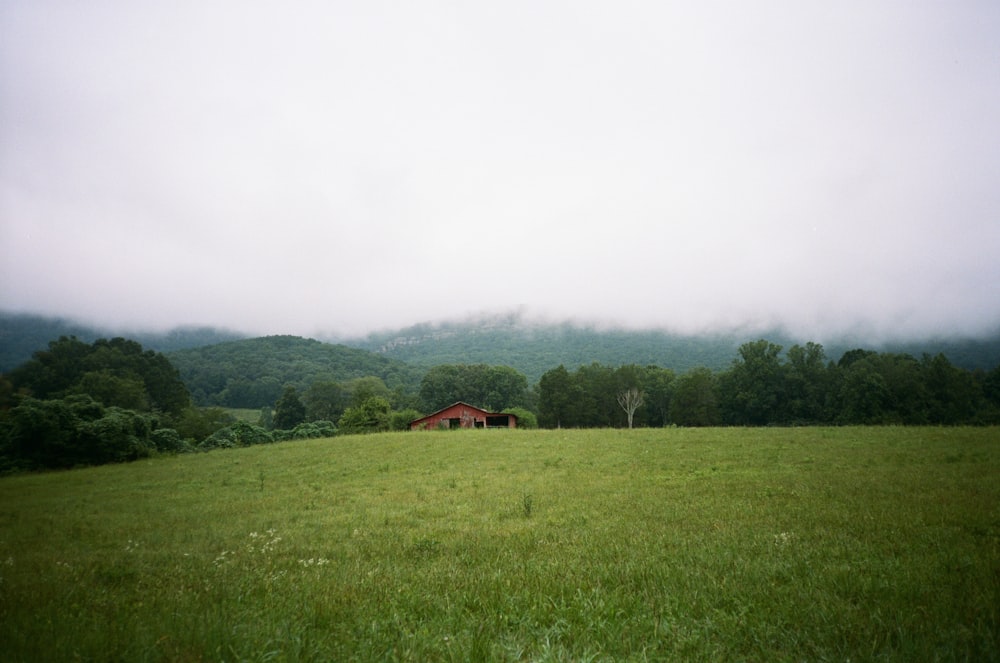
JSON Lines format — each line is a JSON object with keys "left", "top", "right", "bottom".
{"left": 1, "top": 427, "right": 998, "bottom": 661}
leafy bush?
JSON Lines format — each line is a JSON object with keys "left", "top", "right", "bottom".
{"left": 151, "top": 428, "right": 193, "bottom": 453}
{"left": 76, "top": 408, "right": 156, "bottom": 464}
{"left": 199, "top": 422, "right": 273, "bottom": 450}
{"left": 272, "top": 420, "right": 337, "bottom": 442}
{"left": 0, "top": 396, "right": 161, "bottom": 468}
{"left": 390, "top": 408, "right": 422, "bottom": 431}
{"left": 338, "top": 397, "right": 391, "bottom": 434}
{"left": 503, "top": 407, "right": 537, "bottom": 429}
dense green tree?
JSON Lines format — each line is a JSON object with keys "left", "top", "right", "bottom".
{"left": 575, "top": 363, "right": 619, "bottom": 427}
{"left": 640, "top": 366, "right": 675, "bottom": 427}
{"left": 669, "top": 367, "right": 720, "bottom": 426}
{"left": 302, "top": 381, "right": 346, "bottom": 422}
{"left": 0, "top": 395, "right": 165, "bottom": 468}
{"left": 1, "top": 397, "right": 82, "bottom": 468}
{"left": 503, "top": 406, "right": 538, "bottom": 428}
{"left": 76, "top": 407, "right": 156, "bottom": 464}
{"left": 719, "top": 340, "right": 786, "bottom": 425}
{"left": 171, "top": 406, "right": 234, "bottom": 443}
{"left": 785, "top": 343, "right": 830, "bottom": 423}
{"left": 8, "top": 336, "right": 91, "bottom": 398}
{"left": 538, "top": 365, "right": 574, "bottom": 428}
{"left": 344, "top": 376, "right": 394, "bottom": 408}
{"left": 338, "top": 396, "right": 392, "bottom": 434}
{"left": 481, "top": 365, "right": 529, "bottom": 411}
{"left": 7, "top": 336, "right": 189, "bottom": 416}
{"left": 74, "top": 369, "right": 149, "bottom": 411}
{"left": 922, "top": 353, "right": 980, "bottom": 424}
{"left": 836, "top": 358, "right": 892, "bottom": 424}
{"left": 273, "top": 386, "right": 306, "bottom": 430}
{"left": 418, "top": 364, "right": 527, "bottom": 412}
{"left": 390, "top": 408, "right": 423, "bottom": 431}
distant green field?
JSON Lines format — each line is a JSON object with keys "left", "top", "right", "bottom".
{"left": 1, "top": 428, "right": 998, "bottom": 661}
{"left": 225, "top": 407, "right": 265, "bottom": 423}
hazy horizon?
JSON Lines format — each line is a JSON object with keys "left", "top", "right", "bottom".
{"left": 3, "top": 306, "right": 999, "bottom": 348}
{"left": 3, "top": 2, "right": 999, "bottom": 340}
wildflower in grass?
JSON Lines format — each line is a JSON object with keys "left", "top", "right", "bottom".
{"left": 124, "top": 539, "right": 139, "bottom": 553}
{"left": 773, "top": 532, "right": 795, "bottom": 547}
{"left": 247, "top": 529, "right": 281, "bottom": 554}
{"left": 298, "top": 557, "right": 330, "bottom": 568}
{"left": 213, "top": 550, "right": 234, "bottom": 567}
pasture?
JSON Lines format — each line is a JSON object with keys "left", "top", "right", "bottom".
{"left": 0, "top": 427, "right": 997, "bottom": 661}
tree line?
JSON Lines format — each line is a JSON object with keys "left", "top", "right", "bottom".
{"left": 3, "top": 335, "right": 999, "bottom": 472}
{"left": 538, "top": 340, "right": 1000, "bottom": 427}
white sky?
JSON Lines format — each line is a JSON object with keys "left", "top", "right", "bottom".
{"left": 2, "top": 1, "right": 999, "bottom": 340}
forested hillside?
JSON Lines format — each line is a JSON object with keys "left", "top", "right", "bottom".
{"left": 349, "top": 318, "right": 746, "bottom": 382}
{"left": 7, "top": 311, "right": 1000, "bottom": 384}
{"left": 347, "top": 315, "right": 1000, "bottom": 382}
{"left": 0, "top": 312, "right": 245, "bottom": 372}
{"left": 167, "top": 336, "right": 424, "bottom": 408}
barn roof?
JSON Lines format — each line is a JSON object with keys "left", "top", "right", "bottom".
{"left": 408, "top": 401, "right": 517, "bottom": 426}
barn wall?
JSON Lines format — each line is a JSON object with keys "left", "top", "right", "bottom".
{"left": 409, "top": 402, "right": 518, "bottom": 430}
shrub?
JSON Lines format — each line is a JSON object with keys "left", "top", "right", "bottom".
{"left": 200, "top": 421, "right": 273, "bottom": 450}
{"left": 390, "top": 408, "right": 422, "bottom": 431}
{"left": 150, "top": 428, "right": 193, "bottom": 453}
{"left": 503, "top": 407, "right": 538, "bottom": 429}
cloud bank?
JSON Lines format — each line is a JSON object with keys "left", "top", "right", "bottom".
{"left": 2, "top": 1, "right": 999, "bottom": 340}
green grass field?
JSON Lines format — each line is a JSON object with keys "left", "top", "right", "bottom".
{"left": 1, "top": 428, "right": 998, "bottom": 661}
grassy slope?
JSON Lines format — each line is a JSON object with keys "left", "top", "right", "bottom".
{"left": 1, "top": 428, "right": 998, "bottom": 661}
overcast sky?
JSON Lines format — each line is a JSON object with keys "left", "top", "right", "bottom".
{"left": 2, "top": 1, "right": 999, "bottom": 340}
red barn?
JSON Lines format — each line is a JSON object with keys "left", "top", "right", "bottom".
{"left": 409, "top": 402, "right": 517, "bottom": 430}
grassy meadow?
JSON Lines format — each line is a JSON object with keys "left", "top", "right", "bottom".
{"left": 1, "top": 427, "right": 998, "bottom": 661}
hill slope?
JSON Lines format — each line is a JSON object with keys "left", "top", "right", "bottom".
{"left": 347, "top": 318, "right": 746, "bottom": 383}
{"left": 346, "top": 315, "right": 1000, "bottom": 383}
{"left": 0, "top": 311, "right": 246, "bottom": 372}
{"left": 166, "top": 335, "right": 424, "bottom": 407}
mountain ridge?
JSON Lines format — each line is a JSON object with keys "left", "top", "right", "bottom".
{"left": 4, "top": 311, "right": 1000, "bottom": 384}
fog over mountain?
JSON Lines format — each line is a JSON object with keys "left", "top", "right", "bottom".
{"left": 2, "top": 2, "right": 999, "bottom": 339}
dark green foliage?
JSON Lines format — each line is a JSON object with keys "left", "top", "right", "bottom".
{"left": 390, "top": 408, "right": 423, "bottom": 431}
{"left": 343, "top": 376, "right": 394, "bottom": 408}
{"left": 0, "top": 396, "right": 168, "bottom": 468}
{"left": 669, "top": 367, "right": 720, "bottom": 426}
{"left": 537, "top": 364, "right": 667, "bottom": 428}
{"left": 356, "top": 317, "right": 754, "bottom": 383}
{"left": 418, "top": 364, "right": 528, "bottom": 413}
{"left": 75, "top": 407, "right": 156, "bottom": 463}
{"left": 171, "top": 407, "right": 235, "bottom": 443}
{"left": 503, "top": 406, "right": 538, "bottom": 428}
{"left": 537, "top": 342, "right": 998, "bottom": 427}
{"left": 337, "top": 397, "right": 391, "bottom": 434}
{"left": 199, "top": 421, "right": 273, "bottom": 450}
{"left": 8, "top": 336, "right": 190, "bottom": 415}
{"left": 639, "top": 365, "right": 675, "bottom": 427}
{"left": 719, "top": 340, "right": 786, "bottom": 425}
{"left": 272, "top": 386, "right": 306, "bottom": 430}
{"left": 1, "top": 397, "right": 82, "bottom": 468}
{"left": 302, "top": 381, "right": 345, "bottom": 422}
{"left": 0, "top": 312, "right": 246, "bottom": 372}
{"left": 784, "top": 342, "right": 830, "bottom": 422}
{"left": 354, "top": 315, "right": 1000, "bottom": 381}
{"left": 272, "top": 420, "right": 337, "bottom": 441}
{"left": 166, "top": 336, "right": 422, "bottom": 408}
{"left": 537, "top": 365, "right": 575, "bottom": 428}
{"left": 150, "top": 428, "right": 192, "bottom": 453}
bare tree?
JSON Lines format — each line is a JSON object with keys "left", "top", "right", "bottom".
{"left": 617, "top": 388, "right": 644, "bottom": 429}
